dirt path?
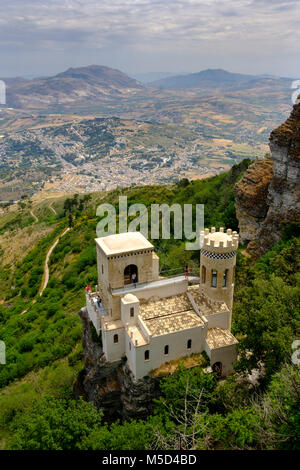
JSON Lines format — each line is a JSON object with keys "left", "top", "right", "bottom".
{"left": 20, "top": 299, "right": 36, "bottom": 315}
{"left": 49, "top": 202, "right": 57, "bottom": 215}
{"left": 39, "top": 227, "right": 70, "bottom": 297}
{"left": 20, "top": 226, "right": 70, "bottom": 313}
{"left": 30, "top": 209, "right": 38, "bottom": 223}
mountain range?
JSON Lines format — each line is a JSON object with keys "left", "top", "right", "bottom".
{"left": 1, "top": 65, "right": 293, "bottom": 111}
{"left": 0, "top": 64, "right": 294, "bottom": 201}
{"left": 148, "top": 68, "right": 291, "bottom": 90}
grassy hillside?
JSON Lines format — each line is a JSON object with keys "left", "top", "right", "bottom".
{"left": 0, "top": 159, "right": 299, "bottom": 450}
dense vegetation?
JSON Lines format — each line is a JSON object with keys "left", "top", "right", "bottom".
{"left": 0, "top": 159, "right": 299, "bottom": 450}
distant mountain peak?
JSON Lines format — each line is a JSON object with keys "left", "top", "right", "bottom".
{"left": 149, "top": 68, "right": 265, "bottom": 90}
{"left": 54, "top": 64, "right": 143, "bottom": 86}
{"left": 3, "top": 64, "right": 144, "bottom": 109}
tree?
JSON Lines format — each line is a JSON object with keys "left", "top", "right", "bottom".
{"left": 8, "top": 396, "right": 103, "bottom": 450}
{"left": 82, "top": 416, "right": 166, "bottom": 450}
{"left": 155, "top": 366, "right": 216, "bottom": 418}
{"left": 253, "top": 363, "right": 300, "bottom": 450}
{"left": 234, "top": 275, "right": 299, "bottom": 381}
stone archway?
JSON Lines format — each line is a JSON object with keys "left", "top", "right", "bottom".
{"left": 124, "top": 264, "right": 138, "bottom": 285}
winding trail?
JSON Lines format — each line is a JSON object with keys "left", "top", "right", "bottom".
{"left": 20, "top": 226, "right": 70, "bottom": 314}
{"left": 49, "top": 202, "right": 57, "bottom": 215}
{"left": 39, "top": 227, "right": 70, "bottom": 296}
{"left": 30, "top": 209, "right": 38, "bottom": 223}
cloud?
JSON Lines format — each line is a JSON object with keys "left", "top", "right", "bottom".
{"left": 0, "top": 0, "right": 299, "bottom": 76}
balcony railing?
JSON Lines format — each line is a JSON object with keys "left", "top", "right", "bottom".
{"left": 111, "top": 272, "right": 200, "bottom": 296}
{"left": 86, "top": 291, "right": 107, "bottom": 317}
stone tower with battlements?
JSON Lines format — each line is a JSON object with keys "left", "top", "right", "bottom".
{"left": 200, "top": 227, "right": 238, "bottom": 326}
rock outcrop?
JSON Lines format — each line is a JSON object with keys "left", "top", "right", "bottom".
{"left": 73, "top": 308, "right": 161, "bottom": 421}
{"left": 235, "top": 158, "right": 273, "bottom": 245}
{"left": 235, "top": 99, "right": 300, "bottom": 256}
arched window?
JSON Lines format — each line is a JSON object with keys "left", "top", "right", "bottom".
{"left": 144, "top": 350, "right": 150, "bottom": 361}
{"left": 130, "top": 307, "right": 134, "bottom": 317}
{"left": 201, "top": 265, "right": 206, "bottom": 284}
{"left": 211, "top": 269, "right": 217, "bottom": 288}
{"left": 222, "top": 269, "right": 228, "bottom": 287}
{"left": 124, "top": 264, "right": 138, "bottom": 285}
{"left": 164, "top": 345, "right": 169, "bottom": 355}
{"left": 187, "top": 339, "right": 192, "bottom": 349}
{"left": 113, "top": 334, "right": 118, "bottom": 344}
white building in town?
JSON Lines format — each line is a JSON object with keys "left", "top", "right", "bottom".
{"left": 86, "top": 229, "right": 239, "bottom": 379}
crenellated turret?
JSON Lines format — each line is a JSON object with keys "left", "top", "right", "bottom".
{"left": 202, "top": 227, "right": 239, "bottom": 252}
{"left": 200, "top": 227, "right": 239, "bottom": 326}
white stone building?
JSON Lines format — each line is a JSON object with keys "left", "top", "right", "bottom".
{"left": 86, "top": 229, "right": 239, "bottom": 379}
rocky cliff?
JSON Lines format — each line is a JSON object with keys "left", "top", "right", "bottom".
{"left": 235, "top": 99, "right": 300, "bottom": 256}
{"left": 73, "top": 308, "right": 161, "bottom": 422}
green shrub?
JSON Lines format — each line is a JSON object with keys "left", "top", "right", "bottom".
{"left": 8, "top": 396, "right": 103, "bottom": 450}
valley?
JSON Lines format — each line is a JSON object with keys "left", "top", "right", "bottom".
{"left": 0, "top": 66, "right": 293, "bottom": 201}
{"left": 0, "top": 159, "right": 299, "bottom": 450}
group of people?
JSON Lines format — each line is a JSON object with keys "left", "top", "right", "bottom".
{"left": 85, "top": 285, "right": 102, "bottom": 309}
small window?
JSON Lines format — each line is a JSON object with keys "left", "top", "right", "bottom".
{"left": 113, "top": 334, "right": 118, "bottom": 344}
{"left": 223, "top": 269, "right": 228, "bottom": 287}
{"left": 187, "top": 339, "right": 192, "bottom": 349}
{"left": 164, "top": 345, "right": 169, "bottom": 355}
{"left": 102, "top": 264, "right": 104, "bottom": 274}
{"left": 144, "top": 350, "right": 150, "bottom": 361}
{"left": 129, "top": 342, "right": 131, "bottom": 351}
{"left": 201, "top": 265, "right": 206, "bottom": 284}
{"left": 130, "top": 307, "right": 134, "bottom": 317}
{"left": 211, "top": 269, "right": 217, "bottom": 288}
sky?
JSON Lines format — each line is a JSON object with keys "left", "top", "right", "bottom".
{"left": 0, "top": 0, "right": 299, "bottom": 78}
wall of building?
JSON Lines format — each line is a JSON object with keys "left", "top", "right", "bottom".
{"left": 107, "top": 250, "right": 156, "bottom": 290}
{"left": 152, "top": 253, "right": 159, "bottom": 278}
{"left": 206, "top": 311, "right": 230, "bottom": 330}
{"left": 138, "top": 317, "right": 151, "bottom": 343}
{"left": 121, "top": 297, "right": 140, "bottom": 326}
{"left": 131, "top": 326, "right": 207, "bottom": 379}
{"left": 125, "top": 330, "right": 137, "bottom": 376}
{"left": 204, "top": 342, "right": 237, "bottom": 376}
{"left": 200, "top": 254, "right": 236, "bottom": 319}
{"left": 96, "top": 244, "right": 110, "bottom": 314}
{"left": 97, "top": 247, "right": 159, "bottom": 320}
{"left": 102, "top": 326, "right": 125, "bottom": 362}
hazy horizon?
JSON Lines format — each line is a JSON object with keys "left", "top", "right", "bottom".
{"left": 2, "top": 66, "right": 297, "bottom": 82}
{"left": 0, "top": 0, "right": 299, "bottom": 79}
